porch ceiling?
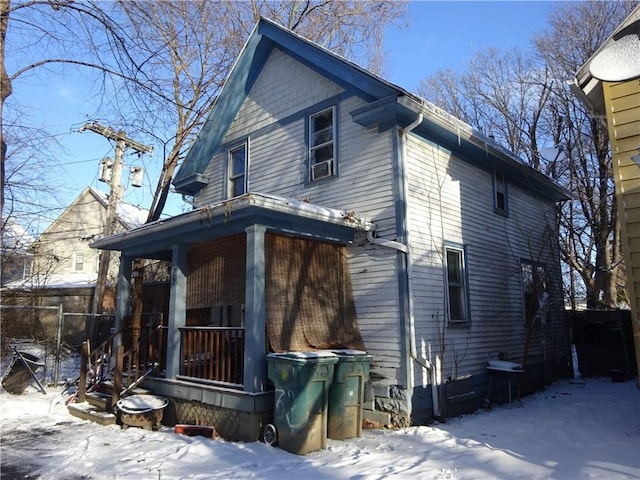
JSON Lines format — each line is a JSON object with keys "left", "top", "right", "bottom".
{"left": 91, "top": 193, "right": 372, "bottom": 260}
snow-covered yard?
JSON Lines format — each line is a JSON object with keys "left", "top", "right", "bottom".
{"left": 1, "top": 374, "right": 638, "bottom": 480}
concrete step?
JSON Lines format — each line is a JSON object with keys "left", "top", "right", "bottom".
{"left": 68, "top": 402, "right": 117, "bottom": 426}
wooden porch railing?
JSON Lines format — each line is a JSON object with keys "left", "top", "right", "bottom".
{"left": 78, "top": 314, "right": 166, "bottom": 409}
{"left": 179, "top": 326, "right": 244, "bottom": 386}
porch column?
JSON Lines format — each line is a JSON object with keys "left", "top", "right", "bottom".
{"left": 166, "top": 243, "right": 187, "bottom": 379}
{"left": 244, "top": 224, "right": 267, "bottom": 392}
{"left": 114, "top": 255, "right": 133, "bottom": 345}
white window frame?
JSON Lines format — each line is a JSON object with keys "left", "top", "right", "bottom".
{"left": 444, "top": 244, "right": 469, "bottom": 325}
{"left": 308, "top": 106, "right": 336, "bottom": 181}
{"left": 493, "top": 170, "right": 508, "bottom": 215}
{"left": 74, "top": 252, "right": 85, "bottom": 272}
{"left": 227, "top": 141, "right": 248, "bottom": 199}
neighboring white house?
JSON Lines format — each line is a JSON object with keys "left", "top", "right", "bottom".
{"left": 6, "top": 186, "right": 147, "bottom": 290}
{"left": 1, "top": 217, "right": 35, "bottom": 286}
{"left": 94, "top": 18, "right": 570, "bottom": 439}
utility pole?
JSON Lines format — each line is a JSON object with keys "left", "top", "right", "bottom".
{"left": 80, "top": 122, "right": 153, "bottom": 334}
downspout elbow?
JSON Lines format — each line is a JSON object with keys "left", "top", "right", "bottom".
{"left": 366, "top": 228, "right": 409, "bottom": 253}
{"left": 182, "top": 194, "right": 198, "bottom": 207}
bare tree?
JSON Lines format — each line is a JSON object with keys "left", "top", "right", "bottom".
{"left": 418, "top": 0, "right": 636, "bottom": 309}
{"left": 2, "top": 0, "right": 407, "bottom": 314}
{"left": 105, "top": 0, "right": 408, "bottom": 221}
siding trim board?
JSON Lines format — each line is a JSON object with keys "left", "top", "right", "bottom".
{"left": 174, "top": 31, "right": 273, "bottom": 191}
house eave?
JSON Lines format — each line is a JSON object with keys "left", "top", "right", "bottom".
{"left": 91, "top": 192, "right": 372, "bottom": 258}
{"left": 351, "top": 95, "right": 571, "bottom": 203}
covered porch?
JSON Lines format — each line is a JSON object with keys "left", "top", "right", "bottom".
{"left": 92, "top": 193, "right": 372, "bottom": 440}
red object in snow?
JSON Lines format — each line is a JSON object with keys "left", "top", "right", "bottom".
{"left": 174, "top": 424, "right": 217, "bottom": 439}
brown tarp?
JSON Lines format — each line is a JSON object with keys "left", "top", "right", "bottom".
{"left": 184, "top": 232, "right": 365, "bottom": 352}
{"left": 265, "top": 233, "right": 365, "bottom": 352}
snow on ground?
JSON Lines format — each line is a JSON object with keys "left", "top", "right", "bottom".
{"left": 1, "top": 376, "right": 639, "bottom": 480}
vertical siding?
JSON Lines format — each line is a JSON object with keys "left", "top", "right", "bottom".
{"left": 405, "top": 135, "right": 566, "bottom": 384}
{"left": 197, "top": 48, "right": 404, "bottom": 385}
{"left": 603, "top": 80, "right": 640, "bottom": 375}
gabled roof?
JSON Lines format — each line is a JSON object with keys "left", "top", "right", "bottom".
{"left": 89, "top": 187, "right": 148, "bottom": 229}
{"left": 38, "top": 187, "right": 148, "bottom": 238}
{"left": 174, "top": 17, "right": 570, "bottom": 202}
{"left": 2, "top": 218, "right": 34, "bottom": 253}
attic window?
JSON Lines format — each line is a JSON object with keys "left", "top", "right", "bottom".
{"left": 493, "top": 171, "right": 508, "bottom": 215}
{"left": 309, "top": 106, "right": 337, "bottom": 181}
{"left": 227, "top": 141, "right": 248, "bottom": 198}
{"left": 74, "top": 252, "right": 85, "bottom": 272}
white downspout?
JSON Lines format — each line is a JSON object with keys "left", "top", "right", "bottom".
{"left": 401, "top": 114, "right": 441, "bottom": 419}
{"left": 369, "top": 113, "right": 441, "bottom": 419}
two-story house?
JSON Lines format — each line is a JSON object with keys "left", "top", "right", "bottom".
{"left": 93, "top": 18, "right": 571, "bottom": 440}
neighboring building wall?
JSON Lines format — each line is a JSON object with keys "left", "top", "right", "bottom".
{"left": 602, "top": 80, "right": 640, "bottom": 376}
{"left": 31, "top": 189, "right": 120, "bottom": 282}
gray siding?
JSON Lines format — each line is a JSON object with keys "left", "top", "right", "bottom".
{"left": 197, "top": 47, "right": 405, "bottom": 385}
{"left": 405, "top": 134, "right": 566, "bottom": 384}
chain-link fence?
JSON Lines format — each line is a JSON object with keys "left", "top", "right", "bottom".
{"left": 0, "top": 305, "right": 115, "bottom": 387}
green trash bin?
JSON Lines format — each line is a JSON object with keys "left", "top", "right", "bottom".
{"left": 327, "top": 349, "right": 371, "bottom": 440}
{"left": 266, "top": 351, "right": 338, "bottom": 455}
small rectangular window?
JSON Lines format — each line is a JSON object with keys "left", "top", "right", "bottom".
{"left": 445, "top": 245, "right": 469, "bottom": 324}
{"left": 74, "top": 252, "right": 84, "bottom": 272}
{"left": 309, "top": 107, "right": 336, "bottom": 181}
{"left": 494, "top": 171, "right": 508, "bottom": 214}
{"left": 227, "top": 142, "right": 247, "bottom": 198}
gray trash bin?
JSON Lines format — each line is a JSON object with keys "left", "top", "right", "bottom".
{"left": 266, "top": 351, "right": 338, "bottom": 455}
{"left": 327, "top": 349, "right": 371, "bottom": 440}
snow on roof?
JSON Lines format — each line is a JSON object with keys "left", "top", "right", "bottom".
{"left": 89, "top": 187, "right": 148, "bottom": 228}
{"left": 2, "top": 218, "right": 35, "bottom": 252}
{"left": 2, "top": 272, "right": 98, "bottom": 290}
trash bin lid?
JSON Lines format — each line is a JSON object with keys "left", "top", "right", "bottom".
{"left": 16, "top": 351, "right": 45, "bottom": 366}
{"left": 329, "top": 349, "right": 368, "bottom": 357}
{"left": 267, "top": 351, "right": 338, "bottom": 364}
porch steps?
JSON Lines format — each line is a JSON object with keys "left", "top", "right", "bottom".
{"left": 68, "top": 402, "right": 117, "bottom": 426}
{"left": 86, "top": 391, "right": 112, "bottom": 411}
{"left": 68, "top": 383, "right": 156, "bottom": 427}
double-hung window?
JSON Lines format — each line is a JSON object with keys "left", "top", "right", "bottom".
{"left": 227, "top": 142, "right": 248, "bottom": 198}
{"left": 493, "top": 171, "right": 508, "bottom": 215}
{"left": 445, "top": 244, "right": 469, "bottom": 325}
{"left": 309, "top": 106, "right": 336, "bottom": 181}
{"left": 74, "top": 252, "right": 84, "bottom": 272}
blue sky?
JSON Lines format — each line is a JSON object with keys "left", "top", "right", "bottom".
{"left": 11, "top": 1, "right": 555, "bottom": 230}
{"left": 384, "top": 1, "right": 553, "bottom": 90}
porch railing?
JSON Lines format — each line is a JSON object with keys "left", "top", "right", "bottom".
{"left": 77, "top": 313, "right": 166, "bottom": 408}
{"left": 179, "top": 326, "right": 244, "bottom": 387}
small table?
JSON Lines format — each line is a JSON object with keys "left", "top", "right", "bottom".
{"left": 484, "top": 366, "right": 524, "bottom": 408}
